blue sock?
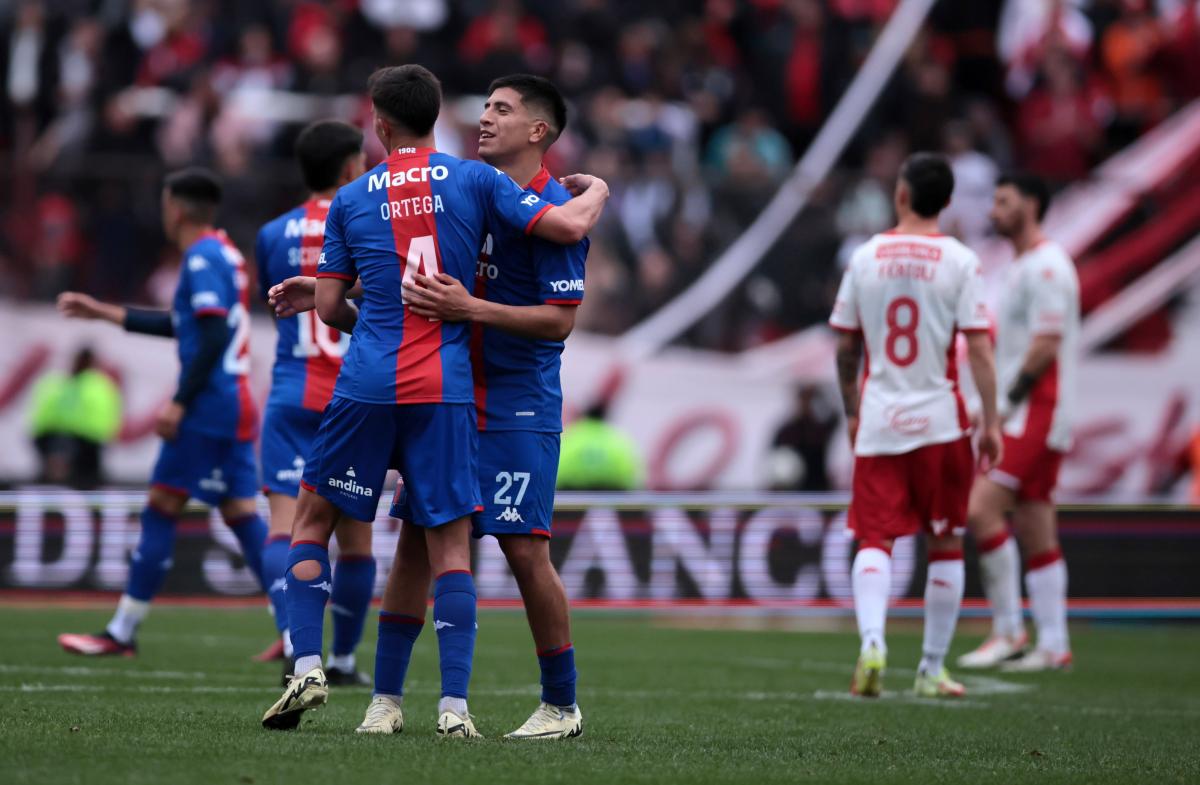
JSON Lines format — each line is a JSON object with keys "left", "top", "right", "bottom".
{"left": 374, "top": 612, "right": 424, "bottom": 697}
{"left": 262, "top": 535, "right": 291, "bottom": 635}
{"left": 227, "top": 514, "right": 268, "bottom": 591}
{"left": 126, "top": 506, "right": 178, "bottom": 601}
{"left": 285, "top": 542, "right": 332, "bottom": 661}
{"left": 433, "top": 570, "right": 477, "bottom": 699}
{"left": 331, "top": 556, "right": 377, "bottom": 657}
{"left": 538, "top": 644, "right": 578, "bottom": 708}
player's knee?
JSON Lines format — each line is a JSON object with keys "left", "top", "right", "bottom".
{"left": 219, "top": 498, "right": 258, "bottom": 523}
{"left": 499, "top": 536, "right": 548, "bottom": 576}
{"left": 147, "top": 487, "right": 187, "bottom": 517}
{"left": 334, "top": 519, "right": 373, "bottom": 557}
{"left": 290, "top": 559, "right": 322, "bottom": 581}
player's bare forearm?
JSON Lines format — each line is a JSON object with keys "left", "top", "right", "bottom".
{"left": 315, "top": 278, "right": 358, "bottom": 333}
{"left": 57, "top": 292, "right": 127, "bottom": 327}
{"left": 533, "top": 176, "right": 609, "bottom": 244}
{"left": 966, "top": 332, "right": 1000, "bottom": 427}
{"left": 1007, "top": 333, "right": 1061, "bottom": 405}
{"left": 834, "top": 331, "right": 863, "bottom": 419}
{"left": 474, "top": 300, "right": 577, "bottom": 342}
{"left": 270, "top": 276, "right": 362, "bottom": 318}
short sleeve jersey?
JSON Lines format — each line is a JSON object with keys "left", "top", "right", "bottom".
{"left": 172, "top": 229, "right": 258, "bottom": 440}
{"left": 315, "top": 147, "right": 554, "bottom": 405}
{"left": 829, "top": 231, "right": 990, "bottom": 456}
{"left": 995, "top": 240, "right": 1080, "bottom": 451}
{"left": 472, "top": 166, "right": 588, "bottom": 432}
{"left": 255, "top": 198, "right": 348, "bottom": 412}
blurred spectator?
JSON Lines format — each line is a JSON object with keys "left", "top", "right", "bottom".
{"left": 1099, "top": 0, "right": 1167, "bottom": 148}
{"left": 767, "top": 384, "right": 839, "bottom": 492}
{"left": 558, "top": 376, "right": 643, "bottom": 491}
{"left": 1015, "top": 48, "right": 1104, "bottom": 186}
{"left": 941, "top": 119, "right": 999, "bottom": 248}
{"left": 27, "top": 346, "right": 122, "bottom": 488}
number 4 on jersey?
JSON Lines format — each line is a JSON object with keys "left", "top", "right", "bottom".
{"left": 401, "top": 235, "right": 440, "bottom": 294}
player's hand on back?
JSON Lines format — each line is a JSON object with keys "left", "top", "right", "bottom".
{"left": 977, "top": 423, "right": 1003, "bottom": 472}
{"left": 155, "top": 401, "right": 185, "bottom": 441}
{"left": 559, "top": 174, "right": 608, "bottom": 198}
{"left": 403, "top": 273, "right": 477, "bottom": 322}
{"left": 269, "top": 276, "right": 317, "bottom": 317}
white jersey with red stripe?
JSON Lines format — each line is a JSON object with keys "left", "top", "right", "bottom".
{"left": 995, "top": 240, "right": 1080, "bottom": 452}
{"left": 830, "top": 231, "right": 990, "bottom": 456}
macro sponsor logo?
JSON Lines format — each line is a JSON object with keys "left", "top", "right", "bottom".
{"left": 885, "top": 406, "right": 931, "bottom": 435}
{"left": 328, "top": 466, "right": 373, "bottom": 497}
{"left": 549, "top": 279, "right": 584, "bottom": 293}
{"left": 367, "top": 165, "right": 449, "bottom": 192}
{"left": 284, "top": 218, "right": 326, "bottom": 238}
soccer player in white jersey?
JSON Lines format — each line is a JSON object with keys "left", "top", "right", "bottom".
{"left": 957, "top": 174, "right": 1080, "bottom": 672}
{"left": 830, "top": 153, "right": 1002, "bottom": 698}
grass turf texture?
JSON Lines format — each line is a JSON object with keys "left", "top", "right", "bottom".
{"left": 1, "top": 608, "right": 1198, "bottom": 785}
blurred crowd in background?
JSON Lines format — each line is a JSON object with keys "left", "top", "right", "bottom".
{"left": 3, "top": 0, "right": 1200, "bottom": 350}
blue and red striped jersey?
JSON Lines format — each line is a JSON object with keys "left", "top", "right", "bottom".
{"left": 472, "top": 166, "right": 588, "bottom": 432}
{"left": 255, "top": 198, "right": 348, "bottom": 412}
{"left": 172, "top": 229, "right": 258, "bottom": 440}
{"left": 316, "top": 147, "right": 554, "bottom": 405}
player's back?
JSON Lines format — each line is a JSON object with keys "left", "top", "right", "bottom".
{"left": 256, "top": 199, "right": 347, "bottom": 411}
{"left": 173, "top": 229, "right": 257, "bottom": 440}
{"left": 316, "top": 146, "right": 553, "bottom": 406}
{"left": 473, "top": 167, "right": 588, "bottom": 432}
{"left": 830, "top": 232, "right": 989, "bottom": 456}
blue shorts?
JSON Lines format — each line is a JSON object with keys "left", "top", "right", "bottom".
{"left": 301, "top": 396, "right": 480, "bottom": 526}
{"left": 392, "top": 430, "right": 560, "bottom": 539}
{"left": 150, "top": 427, "right": 259, "bottom": 505}
{"left": 260, "top": 404, "right": 324, "bottom": 497}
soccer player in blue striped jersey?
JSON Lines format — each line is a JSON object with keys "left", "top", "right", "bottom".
{"left": 253, "top": 120, "right": 375, "bottom": 686}
{"left": 259, "top": 65, "right": 608, "bottom": 736}
{"left": 271, "top": 75, "right": 590, "bottom": 739}
{"left": 56, "top": 168, "right": 270, "bottom": 657}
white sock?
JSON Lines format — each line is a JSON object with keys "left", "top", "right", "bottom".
{"left": 1025, "top": 552, "right": 1069, "bottom": 655}
{"left": 326, "top": 653, "right": 355, "bottom": 671}
{"left": 852, "top": 547, "right": 891, "bottom": 654}
{"left": 282, "top": 629, "right": 293, "bottom": 659}
{"left": 920, "top": 555, "right": 965, "bottom": 675}
{"left": 106, "top": 595, "right": 150, "bottom": 644}
{"left": 979, "top": 534, "right": 1023, "bottom": 639}
{"left": 438, "top": 696, "right": 468, "bottom": 717}
{"left": 374, "top": 693, "right": 402, "bottom": 705}
{"left": 294, "top": 654, "right": 323, "bottom": 676}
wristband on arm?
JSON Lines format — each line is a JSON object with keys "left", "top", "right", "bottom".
{"left": 124, "top": 307, "right": 175, "bottom": 337}
{"left": 1006, "top": 371, "right": 1038, "bottom": 406}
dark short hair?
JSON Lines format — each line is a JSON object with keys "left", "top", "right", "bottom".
{"left": 164, "top": 167, "right": 222, "bottom": 205}
{"left": 295, "top": 120, "right": 364, "bottom": 192}
{"left": 996, "top": 171, "right": 1051, "bottom": 221}
{"left": 487, "top": 73, "right": 568, "bottom": 143}
{"left": 368, "top": 65, "right": 441, "bottom": 137}
{"left": 899, "top": 153, "right": 954, "bottom": 218}
{"left": 163, "top": 167, "right": 222, "bottom": 223}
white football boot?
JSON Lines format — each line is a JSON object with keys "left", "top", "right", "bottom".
{"left": 956, "top": 632, "right": 1029, "bottom": 669}
{"left": 436, "top": 709, "right": 482, "bottom": 739}
{"left": 505, "top": 702, "right": 584, "bottom": 740}
{"left": 262, "top": 667, "right": 328, "bottom": 730}
{"left": 356, "top": 696, "right": 404, "bottom": 734}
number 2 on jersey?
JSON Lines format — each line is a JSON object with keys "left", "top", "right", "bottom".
{"left": 885, "top": 296, "right": 919, "bottom": 366}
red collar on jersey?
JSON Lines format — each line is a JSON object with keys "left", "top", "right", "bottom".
{"left": 524, "top": 165, "right": 552, "bottom": 195}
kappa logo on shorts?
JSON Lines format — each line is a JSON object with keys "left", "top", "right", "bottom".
{"left": 496, "top": 506, "right": 524, "bottom": 524}
{"left": 198, "top": 468, "right": 227, "bottom": 494}
{"left": 328, "top": 466, "right": 373, "bottom": 498}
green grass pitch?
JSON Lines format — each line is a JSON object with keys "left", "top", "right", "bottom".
{"left": 1, "top": 606, "right": 1198, "bottom": 784}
